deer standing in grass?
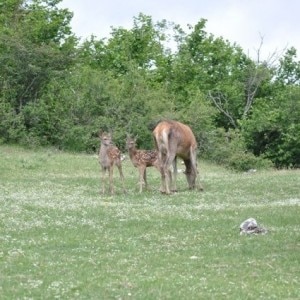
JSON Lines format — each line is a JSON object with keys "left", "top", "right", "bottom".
{"left": 153, "top": 120, "right": 202, "bottom": 194}
{"left": 99, "top": 131, "right": 125, "bottom": 194}
{"left": 126, "top": 135, "right": 160, "bottom": 193}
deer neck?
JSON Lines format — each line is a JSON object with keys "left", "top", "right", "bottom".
{"left": 100, "top": 144, "right": 109, "bottom": 154}
{"left": 128, "top": 147, "right": 138, "bottom": 160}
{"left": 99, "top": 144, "right": 111, "bottom": 164}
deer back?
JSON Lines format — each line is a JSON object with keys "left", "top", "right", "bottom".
{"left": 126, "top": 136, "right": 159, "bottom": 167}
{"left": 153, "top": 120, "right": 197, "bottom": 160}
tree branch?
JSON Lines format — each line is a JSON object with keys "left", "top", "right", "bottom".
{"left": 208, "top": 91, "right": 237, "bottom": 128}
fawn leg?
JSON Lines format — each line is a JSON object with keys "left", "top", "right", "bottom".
{"left": 101, "top": 167, "right": 106, "bottom": 194}
{"left": 143, "top": 168, "right": 148, "bottom": 191}
{"left": 117, "top": 164, "right": 126, "bottom": 193}
{"left": 138, "top": 166, "right": 146, "bottom": 193}
{"left": 109, "top": 166, "right": 114, "bottom": 194}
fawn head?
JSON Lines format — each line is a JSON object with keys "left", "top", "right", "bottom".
{"left": 100, "top": 131, "right": 113, "bottom": 147}
{"left": 126, "top": 135, "right": 137, "bottom": 150}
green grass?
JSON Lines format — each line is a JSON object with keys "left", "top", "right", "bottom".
{"left": 0, "top": 145, "right": 299, "bottom": 299}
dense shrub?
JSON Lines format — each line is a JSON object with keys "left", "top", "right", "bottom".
{"left": 241, "top": 87, "right": 300, "bottom": 168}
{"left": 203, "top": 128, "right": 273, "bottom": 171}
{"left": 1, "top": 2, "right": 298, "bottom": 170}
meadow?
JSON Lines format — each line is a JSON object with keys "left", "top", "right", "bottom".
{"left": 0, "top": 145, "right": 299, "bottom": 299}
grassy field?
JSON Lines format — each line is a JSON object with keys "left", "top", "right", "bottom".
{"left": 0, "top": 145, "right": 299, "bottom": 299}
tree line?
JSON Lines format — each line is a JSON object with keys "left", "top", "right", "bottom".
{"left": 1, "top": 0, "right": 299, "bottom": 170}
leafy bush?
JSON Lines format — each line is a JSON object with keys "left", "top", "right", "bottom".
{"left": 0, "top": 100, "right": 26, "bottom": 143}
{"left": 228, "top": 152, "right": 273, "bottom": 171}
{"left": 241, "top": 87, "right": 300, "bottom": 168}
{"left": 203, "top": 128, "right": 273, "bottom": 171}
{"left": 179, "top": 91, "right": 218, "bottom": 155}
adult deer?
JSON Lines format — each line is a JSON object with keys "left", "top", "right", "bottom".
{"left": 153, "top": 120, "right": 202, "bottom": 194}
{"left": 126, "top": 135, "right": 160, "bottom": 193}
{"left": 98, "top": 131, "right": 125, "bottom": 194}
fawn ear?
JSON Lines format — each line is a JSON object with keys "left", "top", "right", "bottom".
{"left": 98, "top": 130, "right": 103, "bottom": 138}
{"left": 126, "top": 133, "right": 135, "bottom": 142}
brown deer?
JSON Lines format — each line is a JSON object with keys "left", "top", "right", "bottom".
{"left": 98, "top": 131, "right": 125, "bottom": 194}
{"left": 126, "top": 135, "right": 160, "bottom": 193}
{"left": 153, "top": 120, "right": 202, "bottom": 194}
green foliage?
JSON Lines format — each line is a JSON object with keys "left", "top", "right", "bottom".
{"left": 179, "top": 90, "right": 217, "bottom": 154}
{"left": 172, "top": 19, "right": 254, "bottom": 126}
{"left": 80, "top": 13, "right": 171, "bottom": 76}
{"left": 0, "top": 99, "right": 26, "bottom": 143}
{"left": 0, "top": 2, "right": 299, "bottom": 169}
{"left": 277, "top": 47, "right": 300, "bottom": 85}
{"left": 241, "top": 85, "right": 300, "bottom": 168}
{"left": 0, "top": 0, "right": 76, "bottom": 124}
{"left": 228, "top": 151, "right": 273, "bottom": 171}
{"left": 204, "top": 128, "right": 273, "bottom": 171}
{"left": 19, "top": 64, "right": 175, "bottom": 152}
{"left": 0, "top": 0, "right": 77, "bottom": 148}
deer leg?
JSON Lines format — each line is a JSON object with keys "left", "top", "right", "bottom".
{"left": 171, "top": 156, "right": 178, "bottom": 192}
{"left": 158, "top": 163, "right": 167, "bottom": 193}
{"left": 109, "top": 166, "right": 114, "bottom": 194}
{"left": 138, "top": 166, "right": 147, "bottom": 193}
{"left": 163, "top": 164, "right": 171, "bottom": 194}
{"left": 194, "top": 163, "right": 203, "bottom": 191}
{"left": 143, "top": 168, "right": 148, "bottom": 191}
{"left": 192, "top": 155, "right": 204, "bottom": 191}
{"left": 164, "top": 153, "right": 176, "bottom": 194}
{"left": 138, "top": 166, "right": 146, "bottom": 193}
{"left": 157, "top": 151, "right": 166, "bottom": 193}
{"left": 159, "top": 166, "right": 166, "bottom": 193}
{"left": 101, "top": 166, "right": 107, "bottom": 194}
{"left": 117, "top": 163, "right": 126, "bottom": 193}
{"left": 188, "top": 149, "right": 203, "bottom": 191}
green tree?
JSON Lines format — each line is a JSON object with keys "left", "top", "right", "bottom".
{"left": 240, "top": 48, "right": 300, "bottom": 168}
{"left": 0, "top": 0, "right": 76, "bottom": 142}
{"left": 276, "top": 47, "right": 300, "bottom": 85}
{"left": 172, "top": 19, "right": 274, "bottom": 130}
{"left": 79, "top": 14, "right": 171, "bottom": 77}
{"left": 241, "top": 86, "right": 300, "bottom": 168}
